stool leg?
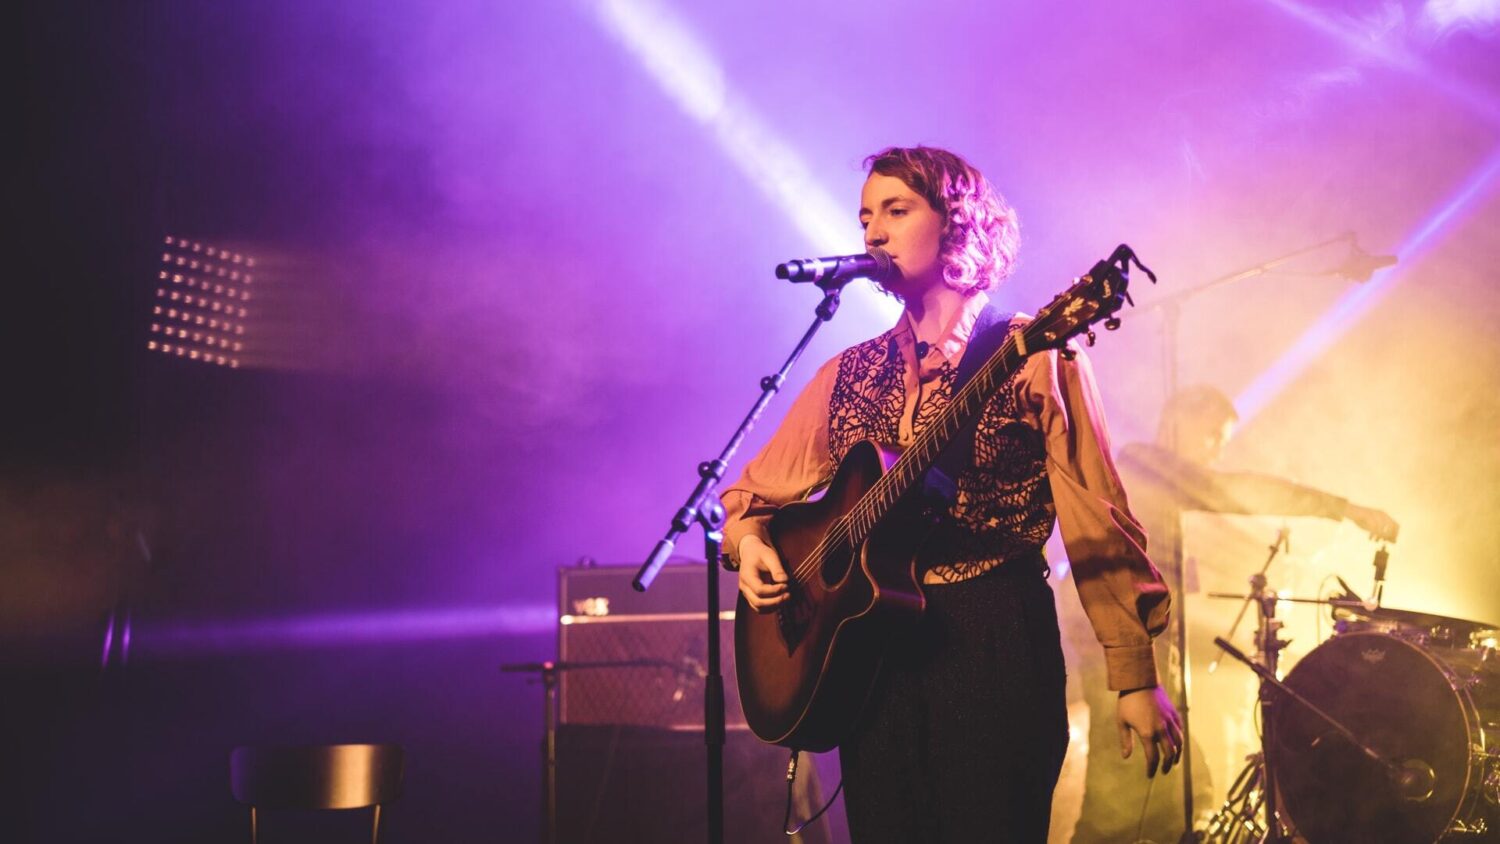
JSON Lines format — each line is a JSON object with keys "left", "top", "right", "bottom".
{"left": 371, "top": 803, "right": 382, "bottom": 844}
{"left": 249, "top": 806, "right": 257, "bottom": 844}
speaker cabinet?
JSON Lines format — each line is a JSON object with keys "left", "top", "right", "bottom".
{"left": 557, "top": 562, "right": 746, "bottom": 729}
{"left": 555, "top": 725, "right": 828, "bottom": 844}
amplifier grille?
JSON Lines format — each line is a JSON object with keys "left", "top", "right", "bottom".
{"left": 559, "top": 615, "right": 747, "bottom": 728}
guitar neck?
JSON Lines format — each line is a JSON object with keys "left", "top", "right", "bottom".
{"left": 842, "top": 333, "right": 1032, "bottom": 545}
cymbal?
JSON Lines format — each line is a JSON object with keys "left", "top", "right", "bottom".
{"left": 1205, "top": 592, "right": 1366, "bottom": 608}
{"left": 1334, "top": 603, "right": 1498, "bottom": 632}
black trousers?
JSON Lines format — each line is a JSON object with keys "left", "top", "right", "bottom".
{"left": 839, "top": 559, "right": 1069, "bottom": 844}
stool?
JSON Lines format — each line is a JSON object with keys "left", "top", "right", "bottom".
{"left": 230, "top": 743, "right": 404, "bottom": 844}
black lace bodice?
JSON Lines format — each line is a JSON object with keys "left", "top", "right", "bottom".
{"left": 827, "top": 329, "right": 1055, "bottom": 581}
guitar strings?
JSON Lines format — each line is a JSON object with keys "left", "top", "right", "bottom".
{"left": 784, "top": 324, "right": 1037, "bottom": 587}
{"left": 783, "top": 292, "right": 1094, "bottom": 588}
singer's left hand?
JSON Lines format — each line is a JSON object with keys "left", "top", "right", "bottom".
{"left": 1117, "top": 685, "right": 1183, "bottom": 778}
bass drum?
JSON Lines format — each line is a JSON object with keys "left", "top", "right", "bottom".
{"left": 1271, "top": 631, "right": 1499, "bottom": 842}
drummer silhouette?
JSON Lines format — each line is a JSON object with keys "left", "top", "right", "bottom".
{"left": 1068, "top": 384, "right": 1399, "bottom": 844}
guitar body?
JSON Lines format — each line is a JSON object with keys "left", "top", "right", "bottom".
{"left": 734, "top": 439, "right": 932, "bottom": 751}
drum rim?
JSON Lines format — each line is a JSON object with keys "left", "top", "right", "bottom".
{"left": 1273, "top": 631, "right": 1487, "bottom": 843}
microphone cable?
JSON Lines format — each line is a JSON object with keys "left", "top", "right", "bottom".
{"left": 781, "top": 748, "right": 844, "bottom": 836}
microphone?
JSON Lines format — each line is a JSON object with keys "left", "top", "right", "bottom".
{"left": 776, "top": 247, "right": 894, "bottom": 286}
{"left": 1368, "top": 544, "right": 1390, "bottom": 611}
{"left": 1336, "top": 242, "right": 1398, "bottom": 282}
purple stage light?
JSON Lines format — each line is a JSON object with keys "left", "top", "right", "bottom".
{"left": 1263, "top": 0, "right": 1500, "bottom": 126}
{"left": 149, "top": 235, "right": 255, "bottom": 368}
{"left": 134, "top": 602, "right": 556, "bottom": 658}
{"left": 589, "top": 0, "right": 899, "bottom": 326}
{"left": 1236, "top": 144, "right": 1500, "bottom": 422}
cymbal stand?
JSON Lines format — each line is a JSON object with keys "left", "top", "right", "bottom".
{"left": 1200, "top": 554, "right": 1292, "bottom": 843}
{"left": 1137, "top": 234, "right": 1356, "bottom": 841}
{"left": 1207, "top": 527, "right": 1288, "bottom": 675}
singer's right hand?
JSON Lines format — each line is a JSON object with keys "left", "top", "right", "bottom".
{"left": 738, "top": 535, "right": 791, "bottom": 612}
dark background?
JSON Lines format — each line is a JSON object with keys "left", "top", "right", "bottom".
{"left": 8, "top": 1, "right": 1499, "bottom": 841}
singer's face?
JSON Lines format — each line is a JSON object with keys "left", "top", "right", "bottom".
{"left": 859, "top": 173, "right": 946, "bottom": 294}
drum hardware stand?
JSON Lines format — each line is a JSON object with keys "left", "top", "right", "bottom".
{"left": 633, "top": 272, "right": 856, "bottom": 844}
{"left": 1207, "top": 527, "right": 1290, "bottom": 677}
{"left": 1199, "top": 535, "right": 1300, "bottom": 844}
{"left": 1206, "top": 567, "right": 1293, "bottom": 844}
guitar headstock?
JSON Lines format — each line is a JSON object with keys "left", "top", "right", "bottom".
{"left": 1023, "top": 244, "right": 1156, "bottom": 358}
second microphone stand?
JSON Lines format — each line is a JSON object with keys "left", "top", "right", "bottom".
{"left": 1135, "top": 232, "right": 1358, "bottom": 840}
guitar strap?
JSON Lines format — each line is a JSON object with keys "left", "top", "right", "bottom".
{"left": 923, "top": 304, "right": 1015, "bottom": 503}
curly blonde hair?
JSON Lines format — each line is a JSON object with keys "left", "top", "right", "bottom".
{"left": 863, "top": 146, "right": 1021, "bottom": 295}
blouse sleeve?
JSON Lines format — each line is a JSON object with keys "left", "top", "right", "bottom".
{"left": 1024, "top": 342, "right": 1171, "bottom": 691}
{"left": 721, "top": 354, "right": 841, "bottom": 568}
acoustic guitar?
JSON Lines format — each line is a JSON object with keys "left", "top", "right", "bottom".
{"left": 734, "top": 245, "right": 1153, "bottom": 751}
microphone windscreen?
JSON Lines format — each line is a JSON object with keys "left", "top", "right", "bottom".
{"left": 867, "top": 247, "right": 894, "bottom": 282}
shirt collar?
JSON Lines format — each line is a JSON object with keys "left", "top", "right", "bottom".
{"left": 896, "top": 290, "right": 992, "bottom": 366}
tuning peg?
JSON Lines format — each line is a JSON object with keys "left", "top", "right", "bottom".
{"left": 1085, "top": 329, "right": 1096, "bottom": 347}
{"left": 1059, "top": 346, "right": 1077, "bottom": 361}
{"left": 1104, "top": 317, "right": 1121, "bottom": 331}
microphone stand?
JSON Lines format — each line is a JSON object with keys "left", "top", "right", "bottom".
{"left": 1131, "top": 232, "right": 1356, "bottom": 842}
{"left": 1204, "top": 567, "right": 1416, "bottom": 843}
{"left": 633, "top": 276, "right": 853, "bottom": 844}
{"left": 1210, "top": 632, "right": 1420, "bottom": 843}
{"left": 1209, "top": 637, "right": 1410, "bottom": 782}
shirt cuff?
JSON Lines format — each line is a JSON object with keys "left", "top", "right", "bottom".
{"left": 722, "top": 515, "right": 773, "bottom": 570}
{"left": 1104, "top": 644, "right": 1160, "bottom": 691}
